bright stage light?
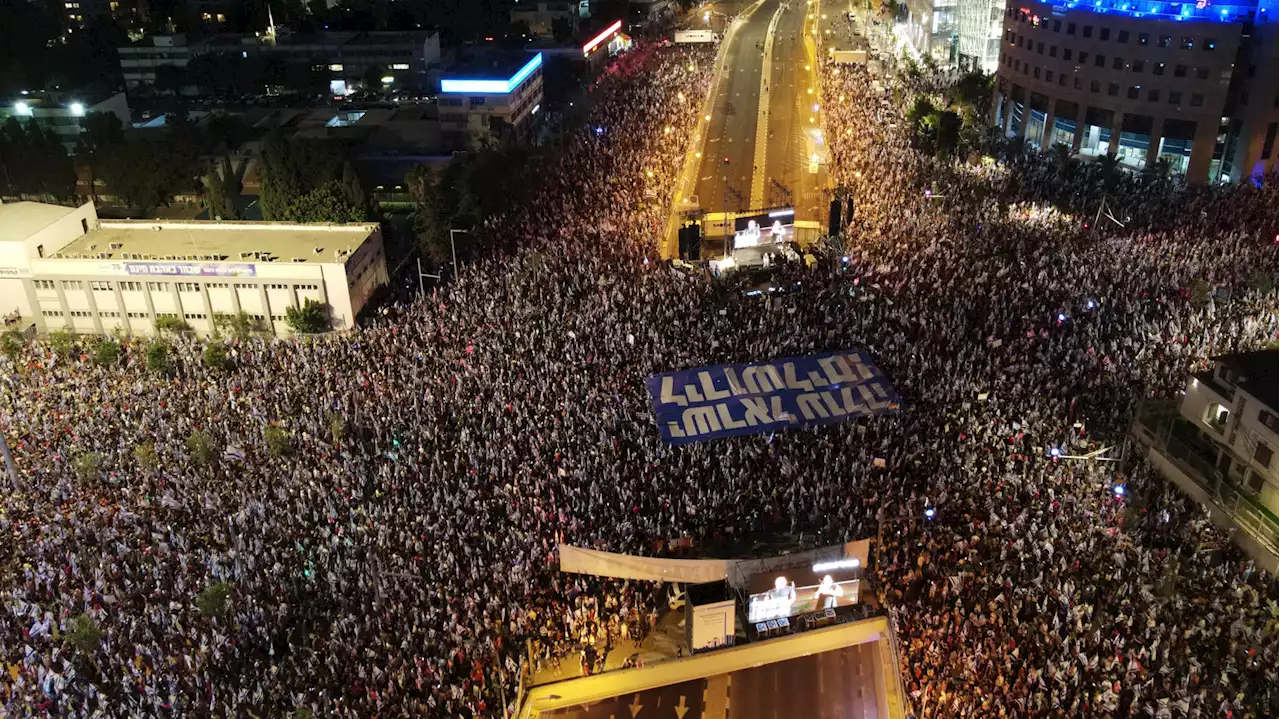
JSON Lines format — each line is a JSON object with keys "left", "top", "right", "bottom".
{"left": 812, "top": 558, "right": 861, "bottom": 572}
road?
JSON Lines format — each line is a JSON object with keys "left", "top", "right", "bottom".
{"left": 538, "top": 641, "right": 886, "bottom": 719}
{"left": 686, "top": 0, "right": 827, "bottom": 238}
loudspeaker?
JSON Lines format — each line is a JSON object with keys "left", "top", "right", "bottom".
{"left": 828, "top": 199, "right": 842, "bottom": 237}
{"left": 678, "top": 223, "right": 702, "bottom": 260}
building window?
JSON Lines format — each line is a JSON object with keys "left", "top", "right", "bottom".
{"left": 1053, "top": 19, "right": 1061, "bottom": 31}
{"left": 34, "top": 280, "right": 55, "bottom": 290}
{"left": 1091, "top": 80, "right": 1101, "bottom": 93}
{"left": 1118, "top": 30, "right": 1129, "bottom": 43}
{"left": 1063, "top": 48, "right": 1072, "bottom": 61}
{"left": 1108, "top": 83, "right": 1119, "bottom": 97}
{"left": 1100, "top": 27, "right": 1110, "bottom": 41}
{"left": 1174, "top": 64, "right": 1187, "bottom": 78}
{"left": 1148, "top": 89, "right": 1159, "bottom": 102}
{"left": 89, "top": 281, "right": 112, "bottom": 291}
{"left": 1046, "top": 70, "right": 1054, "bottom": 83}
{"left": 1195, "top": 66, "right": 1209, "bottom": 80}
{"left": 391, "top": 63, "right": 409, "bottom": 70}
{"left": 1079, "top": 51, "right": 1088, "bottom": 64}
{"left": 1179, "top": 36, "right": 1193, "bottom": 50}
{"left": 1133, "top": 60, "right": 1145, "bottom": 72}
{"left": 1205, "top": 403, "right": 1230, "bottom": 432}
{"left": 1049, "top": 45, "right": 1057, "bottom": 58}
{"left": 1168, "top": 91, "right": 1182, "bottom": 104}
{"left": 469, "top": 97, "right": 486, "bottom": 106}
{"left": 1095, "top": 55, "right": 1106, "bottom": 68}
{"left": 1191, "top": 93, "right": 1204, "bottom": 107}
{"left": 1247, "top": 471, "right": 1266, "bottom": 494}
{"left": 1067, "top": 22, "right": 1076, "bottom": 35}
{"left": 1034, "top": 67, "right": 1041, "bottom": 79}
{"left": 1158, "top": 35, "right": 1171, "bottom": 48}
{"left": 1083, "top": 25, "right": 1093, "bottom": 39}
{"left": 1260, "top": 409, "right": 1279, "bottom": 433}
{"left": 1154, "top": 62, "right": 1165, "bottom": 75}
{"left": 1127, "top": 86, "right": 1140, "bottom": 99}
{"left": 1137, "top": 32, "right": 1149, "bottom": 46}
{"left": 1255, "top": 443, "right": 1275, "bottom": 468}
{"left": 1037, "top": 41, "right": 1044, "bottom": 54}
{"left": 1017, "top": 35, "right": 1024, "bottom": 47}
{"left": 1113, "top": 57, "right": 1125, "bottom": 70}
{"left": 1202, "top": 38, "right": 1216, "bottom": 51}
{"left": 1072, "top": 76, "right": 1079, "bottom": 89}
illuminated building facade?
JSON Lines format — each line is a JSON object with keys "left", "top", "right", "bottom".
{"left": 438, "top": 53, "right": 545, "bottom": 148}
{"left": 992, "top": 0, "right": 1278, "bottom": 182}
{"left": 0, "top": 91, "right": 131, "bottom": 152}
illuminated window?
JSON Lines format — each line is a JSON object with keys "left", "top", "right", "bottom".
{"left": 1158, "top": 35, "right": 1171, "bottom": 47}
{"left": 328, "top": 64, "right": 344, "bottom": 71}
{"left": 391, "top": 63, "right": 409, "bottom": 70}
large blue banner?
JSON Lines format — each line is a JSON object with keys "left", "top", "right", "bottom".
{"left": 646, "top": 349, "right": 901, "bottom": 445}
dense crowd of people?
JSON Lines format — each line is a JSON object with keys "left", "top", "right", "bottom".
{"left": 1, "top": 19, "right": 1277, "bottom": 719}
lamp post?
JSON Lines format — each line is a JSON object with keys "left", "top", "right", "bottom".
{"left": 1, "top": 428, "right": 19, "bottom": 491}
{"left": 449, "top": 228, "right": 467, "bottom": 273}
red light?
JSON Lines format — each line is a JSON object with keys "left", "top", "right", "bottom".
{"left": 582, "top": 19, "right": 623, "bottom": 55}
{"left": 484, "top": 36, "right": 494, "bottom": 41}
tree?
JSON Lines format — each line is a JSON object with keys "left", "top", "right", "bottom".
{"left": 76, "top": 111, "right": 124, "bottom": 205}
{"left": 133, "top": 440, "right": 159, "bottom": 470}
{"left": 933, "top": 110, "right": 962, "bottom": 158}
{"left": 195, "top": 582, "right": 232, "bottom": 617}
{"left": 204, "top": 155, "right": 241, "bottom": 220}
{"left": 1, "top": 119, "right": 76, "bottom": 201}
{"left": 91, "top": 337, "right": 121, "bottom": 366}
{"left": 48, "top": 327, "right": 76, "bottom": 357}
{"left": 551, "top": 16, "right": 573, "bottom": 43}
{"left": 1, "top": 329, "right": 24, "bottom": 359}
{"left": 406, "top": 163, "right": 451, "bottom": 264}
{"left": 264, "top": 425, "right": 292, "bottom": 458}
{"left": 185, "top": 429, "right": 216, "bottom": 465}
{"left": 154, "top": 315, "right": 190, "bottom": 334}
{"left": 202, "top": 342, "right": 231, "bottom": 371}
{"left": 73, "top": 452, "right": 102, "bottom": 483}
{"left": 363, "top": 63, "right": 386, "bottom": 91}
{"left": 285, "top": 299, "right": 329, "bottom": 334}
{"left": 949, "top": 71, "right": 993, "bottom": 121}
{"left": 259, "top": 130, "right": 305, "bottom": 221}
{"left": 281, "top": 181, "right": 361, "bottom": 223}
{"left": 338, "top": 159, "right": 368, "bottom": 219}
{"left": 154, "top": 63, "right": 186, "bottom": 96}
{"left": 146, "top": 341, "right": 171, "bottom": 374}
{"left": 1096, "top": 152, "right": 1122, "bottom": 191}
{"left": 64, "top": 613, "right": 104, "bottom": 653}
{"left": 100, "top": 137, "right": 181, "bottom": 215}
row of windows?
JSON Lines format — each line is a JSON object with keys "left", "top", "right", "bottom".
{"left": 38, "top": 279, "right": 322, "bottom": 293}
{"left": 1010, "top": 34, "right": 1216, "bottom": 78}
{"left": 1009, "top": 9, "right": 1216, "bottom": 50}
{"left": 1006, "top": 56, "right": 1206, "bottom": 105}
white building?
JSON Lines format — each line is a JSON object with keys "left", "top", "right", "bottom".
{"left": 0, "top": 91, "right": 132, "bottom": 151}
{"left": 0, "top": 200, "right": 388, "bottom": 338}
{"left": 1133, "top": 349, "right": 1278, "bottom": 572}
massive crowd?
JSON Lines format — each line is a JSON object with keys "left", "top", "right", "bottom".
{"left": 1, "top": 20, "right": 1277, "bottom": 719}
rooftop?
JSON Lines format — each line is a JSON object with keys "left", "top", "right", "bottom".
{"left": 1214, "top": 350, "right": 1279, "bottom": 413}
{"left": 441, "top": 52, "right": 543, "bottom": 93}
{"left": 0, "top": 202, "right": 79, "bottom": 243}
{"left": 57, "top": 220, "right": 378, "bottom": 265}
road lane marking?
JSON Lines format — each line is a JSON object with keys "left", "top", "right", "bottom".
{"left": 751, "top": 2, "right": 787, "bottom": 208}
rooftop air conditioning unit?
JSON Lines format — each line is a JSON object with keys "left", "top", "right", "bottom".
{"left": 153, "top": 225, "right": 162, "bottom": 231}
{"left": 109, "top": 242, "right": 123, "bottom": 250}
{"left": 98, "top": 253, "right": 110, "bottom": 259}
{"left": 239, "top": 251, "right": 253, "bottom": 259}
{"left": 313, "top": 247, "right": 323, "bottom": 254}
{"left": 293, "top": 257, "right": 306, "bottom": 263}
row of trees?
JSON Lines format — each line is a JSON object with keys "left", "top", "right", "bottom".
{"left": 0, "top": 119, "right": 76, "bottom": 201}
{"left": 260, "top": 131, "right": 370, "bottom": 223}
{"left": 903, "top": 71, "right": 994, "bottom": 158}
{"left": 404, "top": 146, "right": 537, "bottom": 264}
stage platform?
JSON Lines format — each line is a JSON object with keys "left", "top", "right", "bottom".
{"left": 517, "top": 616, "right": 906, "bottom": 719}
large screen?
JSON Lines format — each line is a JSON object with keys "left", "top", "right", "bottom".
{"left": 746, "top": 560, "right": 861, "bottom": 623}
{"left": 734, "top": 208, "right": 794, "bottom": 249}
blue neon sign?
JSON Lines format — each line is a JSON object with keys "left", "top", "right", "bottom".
{"left": 440, "top": 53, "right": 543, "bottom": 94}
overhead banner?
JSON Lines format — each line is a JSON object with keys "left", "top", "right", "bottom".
{"left": 646, "top": 349, "right": 900, "bottom": 445}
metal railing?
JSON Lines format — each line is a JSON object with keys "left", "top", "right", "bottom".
{"left": 1131, "top": 402, "right": 1279, "bottom": 553}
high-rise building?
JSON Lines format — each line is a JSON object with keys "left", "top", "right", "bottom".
{"left": 991, "top": 0, "right": 1278, "bottom": 183}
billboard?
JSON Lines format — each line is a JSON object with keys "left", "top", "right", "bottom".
{"left": 675, "top": 30, "right": 717, "bottom": 43}
{"left": 747, "top": 561, "right": 861, "bottom": 623}
{"left": 733, "top": 208, "right": 794, "bottom": 249}
{"left": 124, "top": 262, "right": 257, "bottom": 277}
{"left": 645, "top": 349, "right": 900, "bottom": 445}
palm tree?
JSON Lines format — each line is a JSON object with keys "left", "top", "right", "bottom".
{"left": 1003, "top": 135, "right": 1026, "bottom": 162}
{"left": 1096, "top": 152, "right": 1122, "bottom": 191}
{"left": 1049, "top": 142, "right": 1075, "bottom": 175}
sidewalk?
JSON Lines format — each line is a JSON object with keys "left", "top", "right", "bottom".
{"left": 528, "top": 608, "right": 689, "bottom": 686}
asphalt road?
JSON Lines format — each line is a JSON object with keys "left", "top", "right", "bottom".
{"left": 692, "top": 0, "right": 781, "bottom": 217}
{"left": 690, "top": 0, "right": 823, "bottom": 224}
{"left": 726, "top": 642, "right": 884, "bottom": 719}
{"left": 540, "top": 641, "right": 884, "bottom": 719}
